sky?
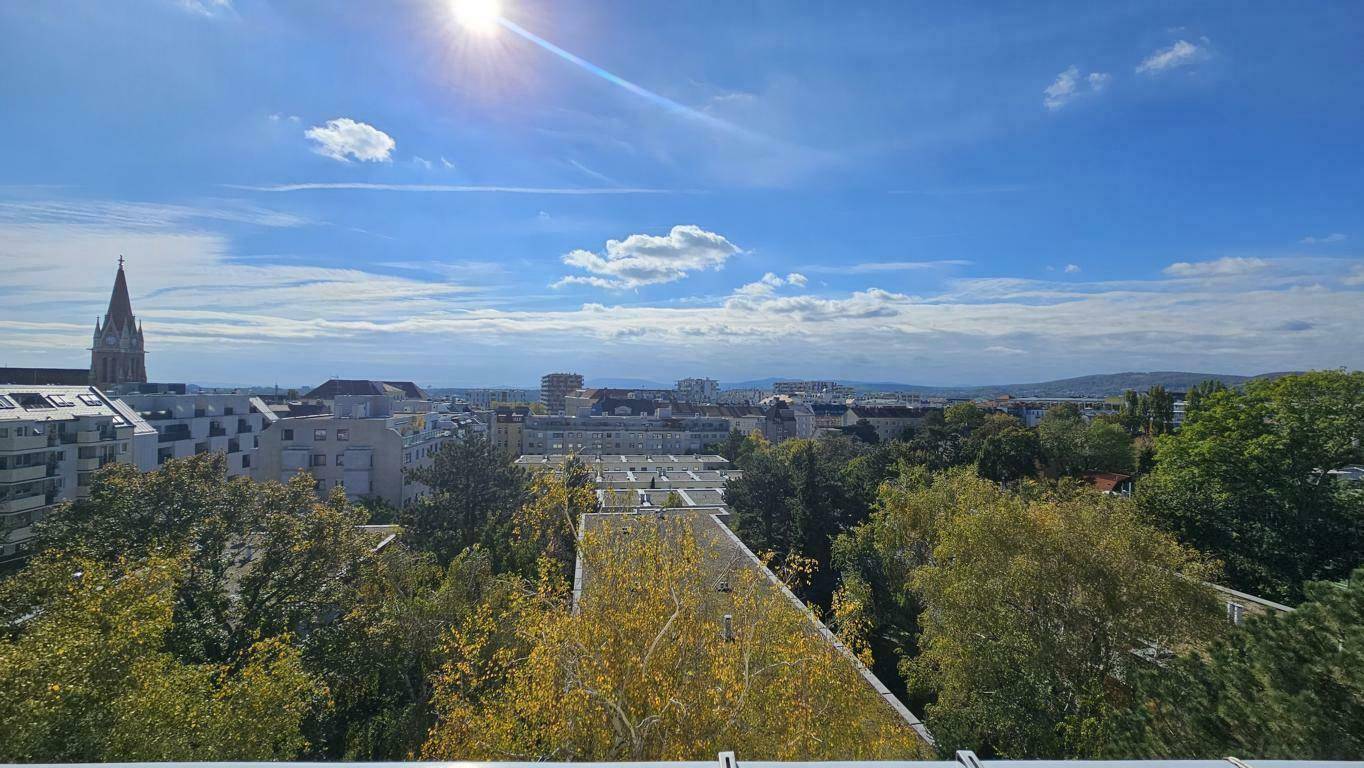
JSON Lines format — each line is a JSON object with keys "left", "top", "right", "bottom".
{"left": 1, "top": 0, "right": 1361, "bottom": 388}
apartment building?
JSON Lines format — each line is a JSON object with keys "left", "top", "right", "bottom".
{"left": 773, "top": 380, "right": 855, "bottom": 403}
{"left": 450, "top": 387, "right": 538, "bottom": 409}
{"left": 0, "top": 385, "right": 155, "bottom": 562}
{"left": 675, "top": 377, "right": 720, "bottom": 404}
{"left": 520, "top": 413, "right": 731, "bottom": 455}
{"left": 843, "top": 405, "right": 929, "bottom": 442}
{"left": 491, "top": 406, "right": 529, "bottom": 454}
{"left": 112, "top": 385, "right": 277, "bottom": 476}
{"left": 540, "top": 372, "right": 584, "bottom": 414}
{"left": 515, "top": 453, "right": 739, "bottom": 512}
{"left": 253, "top": 392, "right": 456, "bottom": 508}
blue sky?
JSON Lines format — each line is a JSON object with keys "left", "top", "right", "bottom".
{"left": 1, "top": 0, "right": 1361, "bottom": 387}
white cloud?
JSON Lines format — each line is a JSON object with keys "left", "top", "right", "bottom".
{"left": 1064, "top": 264, "right": 1081, "bottom": 274}
{"left": 0, "top": 198, "right": 313, "bottom": 229}
{"left": 440, "top": 157, "right": 455, "bottom": 170}
{"left": 1163, "top": 257, "right": 1270, "bottom": 278}
{"left": 1301, "top": 233, "right": 1347, "bottom": 244}
{"left": 304, "top": 118, "right": 395, "bottom": 163}
{"left": 553, "top": 225, "right": 741, "bottom": 290}
{"left": 803, "top": 260, "right": 970, "bottom": 274}
{"left": 1044, "top": 66, "right": 1110, "bottom": 110}
{"left": 231, "top": 182, "right": 679, "bottom": 194}
{"left": 3, "top": 196, "right": 1363, "bottom": 383}
{"left": 176, "top": 0, "right": 232, "bottom": 16}
{"left": 732, "top": 272, "right": 807, "bottom": 297}
{"left": 268, "top": 113, "right": 300, "bottom": 123}
{"left": 412, "top": 156, "right": 434, "bottom": 170}
{"left": 1137, "top": 39, "right": 1205, "bottom": 74}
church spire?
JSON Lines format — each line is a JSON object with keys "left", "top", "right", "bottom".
{"left": 104, "top": 256, "right": 135, "bottom": 330}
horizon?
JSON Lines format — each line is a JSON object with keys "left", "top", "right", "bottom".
{"left": 2, "top": 1, "right": 1362, "bottom": 384}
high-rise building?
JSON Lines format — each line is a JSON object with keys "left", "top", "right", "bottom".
{"left": 539, "top": 372, "right": 583, "bottom": 414}
{"left": 90, "top": 258, "right": 147, "bottom": 389}
{"left": 675, "top": 377, "right": 720, "bottom": 403}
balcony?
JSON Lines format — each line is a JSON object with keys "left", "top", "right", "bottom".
{"left": 0, "top": 464, "right": 47, "bottom": 483}
{"left": 209, "top": 426, "right": 228, "bottom": 437}
{"left": 1, "top": 434, "right": 49, "bottom": 452}
{"left": 0, "top": 494, "right": 44, "bottom": 515}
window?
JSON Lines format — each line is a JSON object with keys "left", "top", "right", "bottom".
{"left": 0, "top": 428, "right": 6, "bottom": 438}
{"left": 282, "top": 429, "right": 294, "bottom": 440}
{"left": 314, "top": 429, "right": 327, "bottom": 441}
{"left": 1227, "top": 601, "right": 1246, "bottom": 625}
{"left": 241, "top": 454, "right": 251, "bottom": 468}
{"left": 47, "top": 394, "right": 74, "bottom": 407}
{"left": 77, "top": 394, "right": 102, "bottom": 407}
{"left": 336, "top": 428, "right": 349, "bottom": 441}
{"left": 311, "top": 454, "right": 326, "bottom": 467}
{"left": 335, "top": 454, "right": 345, "bottom": 466}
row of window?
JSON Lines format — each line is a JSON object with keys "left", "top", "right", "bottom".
{"left": 280, "top": 427, "right": 351, "bottom": 442}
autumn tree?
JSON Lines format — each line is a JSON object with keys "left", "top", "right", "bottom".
{"left": 1138, "top": 370, "right": 1364, "bottom": 602}
{"left": 422, "top": 516, "right": 930, "bottom": 761}
{"left": 975, "top": 424, "right": 1041, "bottom": 483}
{"left": 0, "top": 554, "right": 320, "bottom": 762}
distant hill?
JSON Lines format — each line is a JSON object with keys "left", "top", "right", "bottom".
{"left": 720, "top": 371, "right": 1295, "bottom": 398}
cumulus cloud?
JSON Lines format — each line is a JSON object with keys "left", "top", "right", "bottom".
{"left": 3, "top": 196, "right": 1363, "bottom": 383}
{"left": 1301, "top": 233, "right": 1346, "bottom": 244}
{"left": 732, "top": 272, "right": 807, "bottom": 297}
{"left": 1044, "top": 66, "right": 1110, "bottom": 110}
{"left": 1137, "top": 39, "right": 1206, "bottom": 74}
{"left": 553, "top": 225, "right": 741, "bottom": 290}
{"left": 305, "top": 118, "right": 395, "bottom": 162}
{"left": 1163, "top": 257, "right": 1270, "bottom": 278}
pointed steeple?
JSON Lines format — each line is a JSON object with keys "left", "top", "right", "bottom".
{"left": 104, "top": 256, "right": 135, "bottom": 330}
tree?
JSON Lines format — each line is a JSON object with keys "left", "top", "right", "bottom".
{"left": 0, "top": 554, "right": 320, "bottom": 762}
{"left": 401, "top": 437, "right": 528, "bottom": 566}
{"left": 422, "top": 517, "right": 929, "bottom": 760}
{"left": 975, "top": 425, "right": 1041, "bottom": 483}
{"left": 1139, "top": 370, "right": 1364, "bottom": 602}
{"left": 842, "top": 418, "right": 880, "bottom": 445}
{"left": 904, "top": 474, "right": 1222, "bottom": 757}
{"left": 723, "top": 447, "right": 798, "bottom": 556}
{"left": 511, "top": 462, "right": 599, "bottom": 580}
{"left": 1038, "top": 404, "right": 1087, "bottom": 475}
{"left": 943, "top": 402, "right": 986, "bottom": 434}
{"left": 1081, "top": 420, "right": 1136, "bottom": 474}
{"left": 1111, "top": 566, "right": 1364, "bottom": 759}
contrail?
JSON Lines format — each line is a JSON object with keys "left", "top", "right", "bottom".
{"left": 498, "top": 17, "right": 760, "bottom": 141}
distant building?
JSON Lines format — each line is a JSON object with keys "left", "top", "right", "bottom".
{"left": 540, "top": 372, "right": 584, "bottom": 414}
{"left": 253, "top": 390, "right": 455, "bottom": 508}
{"left": 491, "top": 406, "right": 530, "bottom": 455}
{"left": 843, "top": 405, "right": 928, "bottom": 442}
{"left": 303, "top": 379, "right": 427, "bottom": 401}
{"left": 809, "top": 402, "right": 850, "bottom": 430}
{"left": 0, "top": 385, "right": 155, "bottom": 562}
{"left": 520, "top": 413, "right": 730, "bottom": 455}
{"left": 450, "top": 387, "right": 538, "bottom": 409}
{"left": 90, "top": 258, "right": 148, "bottom": 390}
{"left": 765, "top": 401, "right": 816, "bottom": 442}
{"left": 717, "top": 388, "right": 768, "bottom": 405}
{"left": 675, "top": 377, "right": 719, "bottom": 404}
{"left": 773, "top": 380, "right": 854, "bottom": 403}
{"left": 515, "top": 453, "right": 739, "bottom": 512}
{"left": 1081, "top": 471, "right": 1134, "bottom": 497}
{"left": 113, "top": 385, "right": 277, "bottom": 476}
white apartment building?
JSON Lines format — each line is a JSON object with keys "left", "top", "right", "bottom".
{"left": 113, "top": 387, "right": 278, "bottom": 476}
{"left": 0, "top": 385, "right": 156, "bottom": 562}
{"left": 520, "top": 414, "right": 731, "bottom": 455}
{"left": 772, "top": 380, "right": 855, "bottom": 403}
{"left": 675, "top": 377, "right": 720, "bottom": 404}
{"left": 451, "top": 388, "right": 539, "bottom": 409}
{"left": 540, "top": 372, "right": 584, "bottom": 414}
{"left": 253, "top": 393, "right": 456, "bottom": 508}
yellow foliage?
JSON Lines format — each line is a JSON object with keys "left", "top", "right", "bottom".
{"left": 424, "top": 515, "right": 929, "bottom": 760}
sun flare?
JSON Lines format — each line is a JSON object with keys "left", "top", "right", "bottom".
{"left": 452, "top": 0, "right": 502, "bottom": 36}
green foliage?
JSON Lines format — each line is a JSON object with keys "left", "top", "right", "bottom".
{"left": 1039, "top": 406, "right": 1136, "bottom": 476}
{"left": 1111, "top": 567, "right": 1364, "bottom": 759}
{"left": 902, "top": 473, "right": 1222, "bottom": 757}
{"left": 975, "top": 424, "right": 1041, "bottom": 483}
{"left": 401, "top": 437, "right": 529, "bottom": 567}
{"left": 1139, "top": 370, "right": 1364, "bottom": 602}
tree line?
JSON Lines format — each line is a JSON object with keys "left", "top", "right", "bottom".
{"left": 717, "top": 370, "right": 1363, "bottom": 758}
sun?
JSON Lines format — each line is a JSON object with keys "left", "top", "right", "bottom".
{"left": 452, "top": 0, "right": 502, "bottom": 35}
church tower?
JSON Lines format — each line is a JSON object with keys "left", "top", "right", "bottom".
{"left": 90, "top": 257, "right": 147, "bottom": 389}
